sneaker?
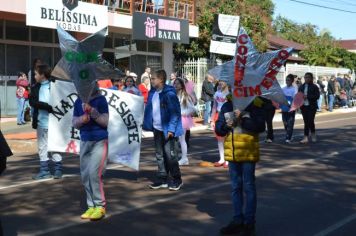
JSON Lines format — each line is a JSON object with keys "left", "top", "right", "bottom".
{"left": 148, "top": 182, "right": 168, "bottom": 190}
{"left": 90, "top": 207, "right": 106, "bottom": 221}
{"left": 214, "top": 162, "right": 224, "bottom": 167}
{"left": 53, "top": 170, "right": 63, "bottom": 179}
{"left": 32, "top": 171, "right": 52, "bottom": 180}
{"left": 220, "top": 221, "right": 244, "bottom": 235}
{"left": 265, "top": 138, "right": 273, "bottom": 143}
{"left": 223, "top": 162, "right": 228, "bottom": 168}
{"left": 300, "top": 136, "right": 309, "bottom": 144}
{"left": 285, "top": 139, "right": 291, "bottom": 144}
{"left": 178, "top": 159, "right": 189, "bottom": 166}
{"left": 81, "top": 207, "right": 95, "bottom": 219}
{"left": 311, "top": 133, "right": 317, "bottom": 143}
{"left": 169, "top": 179, "right": 183, "bottom": 191}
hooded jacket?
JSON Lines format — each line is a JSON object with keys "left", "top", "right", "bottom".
{"left": 143, "top": 85, "right": 183, "bottom": 138}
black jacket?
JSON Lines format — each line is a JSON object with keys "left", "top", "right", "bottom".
{"left": 29, "top": 82, "right": 53, "bottom": 129}
{"left": 327, "top": 80, "right": 336, "bottom": 95}
{"left": 201, "top": 80, "right": 214, "bottom": 102}
{"left": 299, "top": 83, "right": 320, "bottom": 109}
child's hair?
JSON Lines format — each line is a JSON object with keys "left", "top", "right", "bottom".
{"left": 36, "top": 64, "right": 52, "bottom": 79}
{"left": 17, "top": 72, "right": 26, "bottom": 78}
{"left": 124, "top": 76, "right": 136, "bottom": 88}
{"left": 152, "top": 69, "right": 167, "bottom": 83}
{"left": 286, "top": 74, "right": 295, "bottom": 83}
{"left": 174, "top": 78, "right": 190, "bottom": 107}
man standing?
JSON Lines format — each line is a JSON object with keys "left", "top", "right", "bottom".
{"left": 143, "top": 69, "right": 183, "bottom": 191}
{"left": 201, "top": 75, "right": 215, "bottom": 126}
{"left": 141, "top": 66, "right": 151, "bottom": 82}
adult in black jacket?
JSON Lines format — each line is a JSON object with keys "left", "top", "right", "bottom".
{"left": 299, "top": 72, "right": 320, "bottom": 143}
{"left": 327, "top": 76, "right": 336, "bottom": 112}
{"left": 201, "top": 75, "right": 215, "bottom": 125}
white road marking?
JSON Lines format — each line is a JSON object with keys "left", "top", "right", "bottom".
{"left": 313, "top": 212, "right": 356, "bottom": 236}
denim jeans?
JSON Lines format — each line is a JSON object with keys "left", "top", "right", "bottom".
{"left": 229, "top": 161, "right": 256, "bottom": 225}
{"left": 282, "top": 111, "right": 295, "bottom": 140}
{"left": 203, "top": 101, "right": 212, "bottom": 125}
{"left": 16, "top": 97, "right": 26, "bottom": 124}
{"left": 317, "top": 94, "right": 323, "bottom": 111}
{"left": 153, "top": 129, "right": 181, "bottom": 182}
{"left": 328, "top": 94, "right": 335, "bottom": 112}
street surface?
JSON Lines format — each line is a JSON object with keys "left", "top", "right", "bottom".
{"left": 0, "top": 110, "right": 355, "bottom": 236}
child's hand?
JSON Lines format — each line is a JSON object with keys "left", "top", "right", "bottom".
{"left": 81, "top": 113, "right": 90, "bottom": 124}
{"left": 226, "top": 120, "right": 234, "bottom": 128}
{"left": 82, "top": 103, "right": 92, "bottom": 113}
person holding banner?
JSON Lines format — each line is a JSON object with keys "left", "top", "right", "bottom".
{"left": 143, "top": 69, "right": 183, "bottom": 191}
{"left": 29, "top": 64, "right": 63, "bottom": 180}
{"left": 299, "top": 72, "right": 320, "bottom": 144}
{"left": 72, "top": 83, "right": 109, "bottom": 221}
{"left": 281, "top": 74, "right": 298, "bottom": 144}
{"left": 122, "top": 76, "right": 142, "bottom": 96}
{"left": 210, "top": 80, "right": 230, "bottom": 168}
{"left": 174, "top": 78, "right": 196, "bottom": 166}
{"left": 215, "top": 97, "right": 265, "bottom": 236}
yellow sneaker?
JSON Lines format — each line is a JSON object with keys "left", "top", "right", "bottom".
{"left": 81, "top": 207, "right": 95, "bottom": 219}
{"left": 90, "top": 207, "right": 106, "bottom": 221}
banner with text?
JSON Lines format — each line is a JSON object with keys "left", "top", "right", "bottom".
{"left": 48, "top": 80, "right": 144, "bottom": 170}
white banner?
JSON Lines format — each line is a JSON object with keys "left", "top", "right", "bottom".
{"left": 48, "top": 80, "right": 144, "bottom": 170}
{"left": 26, "top": 0, "right": 108, "bottom": 34}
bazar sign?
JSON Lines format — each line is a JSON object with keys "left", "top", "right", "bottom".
{"left": 132, "top": 12, "right": 189, "bottom": 44}
{"left": 26, "top": 0, "right": 108, "bottom": 33}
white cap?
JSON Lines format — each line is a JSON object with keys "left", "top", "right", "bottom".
{"left": 129, "top": 72, "right": 138, "bottom": 80}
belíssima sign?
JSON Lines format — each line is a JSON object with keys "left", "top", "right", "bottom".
{"left": 132, "top": 12, "right": 189, "bottom": 44}
{"left": 26, "top": 0, "right": 108, "bottom": 34}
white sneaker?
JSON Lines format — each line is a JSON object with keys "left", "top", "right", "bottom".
{"left": 178, "top": 159, "right": 189, "bottom": 166}
{"left": 285, "top": 139, "right": 291, "bottom": 144}
{"left": 265, "top": 139, "right": 273, "bottom": 143}
{"left": 311, "top": 134, "right": 317, "bottom": 143}
{"left": 300, "top": 136, "right": 308, "bottom": 144}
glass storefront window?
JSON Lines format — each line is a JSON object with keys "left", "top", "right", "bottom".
{"left": 5, "top": 21, "right": 29, "bottom": 41}
{"left": 0, "top": 20, "right": 3, "bottom": 39}
{"left": 130, "top": 54, "right": 147, "bottom": 82}
{"left": 54, "top": 47, "right": 62, "bottom": 67}
{"left": 148, "top": 41, "right": 162, "bottom": 53}
{"left": 147, "top": 55, "right": 162, "bottom": 71}
{"left": 105, "top": 33, "right": 113, "bottom": 49}
{"left": 31, "top": 46, "right": 53, "bottom": 68}
{"left": 115, "top": 57, "right": 130, "bottom": 75}
{"left": 31, "top": 27, "right": 53, "bottom": 43}
{"left": 6, "top": 45, "right": 30, "bottom": 75}
{"left": 114, "top": 33, "right": 131, "bottom": 51}
{"left": 102, "top": 51, "right": 115, "bottom": 65}
{"left": 133, "top": 39, "right": 147, "bottom": 52}
{"left": 0, "top": 44, "right": 5, "bottom": 75}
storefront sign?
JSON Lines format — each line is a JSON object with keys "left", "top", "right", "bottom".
{"left": 132, "top": 12, "right": 189, "bottom": 44}
{"left": 26, "top": 0, "right": 108, "bottom": 33}
{"left": 209, "top": 14, "right": 240, "bottom": 56}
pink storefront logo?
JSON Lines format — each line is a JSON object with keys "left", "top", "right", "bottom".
{"left": 144, "top": 17, "right": 157, "bottom": 38}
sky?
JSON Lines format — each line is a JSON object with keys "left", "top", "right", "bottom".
{"left": 272, "top": 0, "right": 356, "bottom": 40}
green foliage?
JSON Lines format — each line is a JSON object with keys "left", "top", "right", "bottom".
{"left": 273, "top": 16, "right": 356, "bottom": 70}
{"left": 174, "top": 0, "right": 274, "bottom": 60}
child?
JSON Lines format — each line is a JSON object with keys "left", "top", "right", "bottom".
{"left": 173, "top": 78, "right": 196, "bottom": 166}
{"left": 215, "top": 97, "right": 265, "bottom": 236}
{"left": 122, "top": 76, "right": 142, "bottom": 96}
{"left": 143, "top": 69, "right": 183, "bottom": 191}
{"left": 281, "top": 74, "right": 297, "bottom": 143}
{"left": 72, "top": 84, "right": 109, "bottom": 221}
{"left": 29, "top": 64, "right": 63, "bottom": 180}
{"left": 16, "top": 72, "right": 29, "bottom": 125}
{"left": 210, "top": 80, "right": 230, "bottom": 168}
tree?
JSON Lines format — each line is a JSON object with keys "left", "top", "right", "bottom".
{"left": 174, "top": 0, "right": 275, "bottom": 60}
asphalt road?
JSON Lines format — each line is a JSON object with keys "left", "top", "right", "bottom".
{"left": 0, "top": 110, "right": 355, "bottom": 236}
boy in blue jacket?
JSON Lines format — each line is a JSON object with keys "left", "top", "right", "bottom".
{"left": 143, "top": 69, "right": 183, "bottom": 191}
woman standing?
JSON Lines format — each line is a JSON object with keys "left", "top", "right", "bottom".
{"left": 211, "top": 80, "right": 230, "bottom": 168}
{"left": 138, "top": 76, "right": 151, "bottom": 105}
{"left": 299, "top": 72, "right": 320, "bottom": 143}
{"left": 122, "top": 76, "right": 142, "bottom": 96}
{"left": 174, "top": 78, "right": 195, "bottom": 165}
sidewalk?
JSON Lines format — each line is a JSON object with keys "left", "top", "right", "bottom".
{"left": 2, "top": 106, "right": 356, "bottom": 153}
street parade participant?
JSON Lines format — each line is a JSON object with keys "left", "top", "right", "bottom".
{"left": 122, "top": 75, "right": 142, "bottom": 96}
{"left": 72, "top": 83, "right": 109, "bottom": 221}
{"left": 143, "top": 69, "right": 183, "bottom": 191}
{"left": 29, "top": 64, "right": 63, "bottom": 180}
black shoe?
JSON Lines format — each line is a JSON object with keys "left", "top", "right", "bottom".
{"left": 148, "top": 181, "right": 168, "bottom": 189}
{"left": 220, "top": 221, "right": 244, "bottom": 235}
{"left": 243, "top": 224, "right": 255, "bottom": 236}
{"left": 169, "top": 179, "right": 183, "bottom": 191}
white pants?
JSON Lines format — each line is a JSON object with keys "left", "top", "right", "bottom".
{"left": 37, "top": 127, "right": 62, "bottom": 162}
